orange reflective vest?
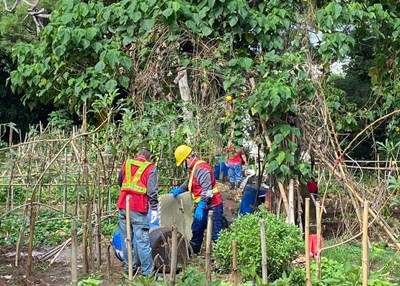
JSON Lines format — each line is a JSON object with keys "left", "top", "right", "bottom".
{"left": 188, "top": 160, "right": 222, "bottom": 206}
{"left": 118, "top": 158, "right": 153, "bottom": 213}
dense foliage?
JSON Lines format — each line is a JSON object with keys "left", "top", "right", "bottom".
{"left": 214, "top": 206, "right": 303, "bottom": 281}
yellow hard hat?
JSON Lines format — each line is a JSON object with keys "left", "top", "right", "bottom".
{"left": 174, "top": 145, "right": 192, "bottom": 166}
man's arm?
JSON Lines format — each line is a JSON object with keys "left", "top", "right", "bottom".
{"left": 147, "top": 167, "right": 159, "bottom": 210}
{"left": 179, "top": 178, "right": 189, "bottom": 192}
{"left": 240, "top": 149, "right": 248, "bottom": 165}
{"left": 117, "top": 161, "right": 126, "bottom": 187}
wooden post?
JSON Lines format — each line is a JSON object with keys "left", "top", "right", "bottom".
{"left": 71, "top": 219, "right": 78, "bottom": 286}
{"left": 316, "top": 201, "right": 322, "bottom": 281}
{"left": 288, "top": 179, "right": 295, "bottom": 224}
{"left": 170, "top": 225, "right": 178, "bottom": 286}
{"left": 126, "top": 195, "right": 133, "bottom": 280}
{"left": 305, "top": 198, "right": 311, "bottom": 286}
{"left": 205, "top": 210, "right": 214, "bottom": 286}
{"left": 259, "top": 219, "right": 268, "bottom": 284}
{"left": 232, "top": 240, "right": 238, "bottom": 286}
{"left": 362, "top": 201, "right": 369, "bottom": 286}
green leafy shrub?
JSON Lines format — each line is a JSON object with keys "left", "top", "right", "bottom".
{"left": 214, "top": 206, "right": 303, "bottom": 281}
{"left": 311, "top": 257, "right": 396, "bottom": 286}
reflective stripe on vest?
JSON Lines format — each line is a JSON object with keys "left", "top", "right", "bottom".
{"left": 121, "top": 159, "right": 151, "bottom": 193}
{"left": 188, "top": 160, "right": 219, "bottom": 203}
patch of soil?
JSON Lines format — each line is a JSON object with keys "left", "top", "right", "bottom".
{"left": 0, "top": 244, "right": 126, "bottom": 286}
{"left": 217, "top": 181, "right": 242, "bottom": 224}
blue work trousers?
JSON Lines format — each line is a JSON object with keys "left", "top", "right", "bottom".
{"left": 228, "top": 163, "right": 243, "bottom": 183}
{"left": 118, "top": 209, "right": 154, "bottom": 276}
{"left": 190, "top": 203, "right": 224, "bottom": 247}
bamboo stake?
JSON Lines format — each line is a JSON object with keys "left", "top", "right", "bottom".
{"left": 305, "top": 198, "right": 311, "bottom": 286}
{"left": 205, "top": 210, "right": 214, "bottom": 286}
{"left": 15, "top": 197, "right": 29, "bottom": 266}
{"left": 232, "top": 240, "right": 238, "bottom": 286}
{"left": 126, "top": 195, "right": 133, "bottom": 280}
{"left": 296, "top": 188, "right": 304, "bottom": 235}
{"left": 107, "top": 245, "right": 111, "bottom": 279}
{"left": 170, "top": 225, "right": 178, "bottom": 286}
{"left": 316, "top": 201, "right": 322, "bottom": 281}
{"left": 63, "top": 147, "right": 68, "bottom": 216}
{"left": 362, "top": 201, "right": 369, "bottom": 286}
{"left": 82, "top": 102, "right": 91, "bottom": 273}
{"left": 95, "top": 205, "right": 101, "bottom": 270}
{"left": 6, "top": 157, "right": 15, "bottom": 211}
{"left": 288, "top": 179, "right": 295, "bottom": 224}
{"left": 71, "top": 219, "right": 78, "bottom": 286}
{"left": 259, "top": 219, "right": 268, "bottom": 284}
{"left": 26, "top": 195, "right": 37, "bottom": 276}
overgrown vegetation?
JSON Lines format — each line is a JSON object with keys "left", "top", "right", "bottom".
{"left": 2, "top": 0, "right": 400, "bottom": 284}
{"left": 214, "top": 206, "right": 303, "bottom": 281}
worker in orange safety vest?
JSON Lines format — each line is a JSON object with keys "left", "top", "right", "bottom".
{"left": 170, "top": 144, "right": 224, "bottom": 255}
{"left": 117, "top": 147, "right": 159, "bottom": 276}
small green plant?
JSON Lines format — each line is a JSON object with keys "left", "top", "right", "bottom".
{"left": 0, "top": 209, "right": 75, "bottom": 246}
{"left": 78, "top": 276, "right": 103, "bottom": 286}
{"left": 267, "top": 268, "right": 306, "bottom": 286}
{"left": 214, "top": 205, "right": 303, "bottom": 281}
{"left": 47, "top": 110, "right": 74, "bottom": 130}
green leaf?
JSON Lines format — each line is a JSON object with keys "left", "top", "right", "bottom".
{"left": 118, "top": 76, "right": 130, "bottom": 88}
{"left": 202, "top": 26, "right": 212, "bottom": 36}
{"left": 54, "top": 45, "right": 66, "bottom": 58}
{"left": 280, "top": 164, "right": 290, "bottom": 176}
{"left": 162, "top": 8, "right": 173, "bottom": 18}
{"left": 172, "top": 1, "right": 181, "bottom": 12}
{"left": 105, "top": 79, "right": 117, "bottom": 93}
{"left": 132, "top": 11, "right": 142, "bottom": 22}
{"left": 277, "top": 151, "right": 286, "bottom": 165}
{"left": 85, "top": 27, "right": 98, "bottom": 40}
{"left": 92, "top": 42, "right": 102, "bottom": 53}
{"left": 139, "top": 2, "right": 149, "bottom": 12}
{"left": 229, "top": 16, "right": 238, "bottom": 27}
{"left": 239, "top": 58, "right": 253, "bottom": 70}
{"left": 94, "top": 60, "right": 105, "bottom": 72}
{"left": 280, "top": 125, "right": 291, "bottom": 137}
{"left": 106, "top": 50, "right": 119, "bottom": 68}
{"left": 265, "top": 160, "right": 278, "bottom": 173}
{"left": 141, "top": 19, "right": 156, "bottom": 32}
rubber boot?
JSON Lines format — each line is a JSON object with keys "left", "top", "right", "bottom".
{"left": 235, "top": 181, "right": 241, "bottom": 190}
{"left": 190, "top": 241, "right": 202, "bottom": 255}
{"left": 230, "top": 182, "right": 235, "bottom": 190}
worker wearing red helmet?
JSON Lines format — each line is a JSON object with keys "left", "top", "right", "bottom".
{"left": 170, "top": 145, "right": 224, "bottom": 255}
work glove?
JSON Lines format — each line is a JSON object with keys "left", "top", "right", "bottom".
{"left": 150, "top": 209, "right": 159, "bottom": 224}
{"left": 170, "top": 187, "right": 183, "bottom": 197}
{"left": 194, "top": 201, "right": 207, "bottom": 221}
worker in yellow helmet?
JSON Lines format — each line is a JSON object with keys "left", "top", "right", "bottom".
{"left": 170, "top": 144, "right": 224, "bottom": 255}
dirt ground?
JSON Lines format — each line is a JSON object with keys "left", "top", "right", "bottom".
{"left": 0, "top": 244, "right": 127, "bottom": 286}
